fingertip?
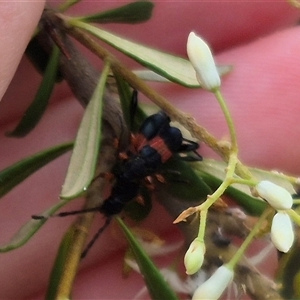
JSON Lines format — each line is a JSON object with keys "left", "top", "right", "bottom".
{"left": 0, "top": 2, "right": 45, "bottom": 99}
{"left": 216, "top": 27, "right": 300, "bottom": 171}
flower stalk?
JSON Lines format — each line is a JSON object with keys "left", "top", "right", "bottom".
{"left": 213, "top": 89, "right": 238, "bottom": 152}
{"left": 228, "top": 207, "right": 272, "bottom": 268}
{"left": 184, "top": 210, "right": 208, "bottom": 275}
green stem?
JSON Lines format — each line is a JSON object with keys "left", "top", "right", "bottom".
{"left": 62, "top": 18, "right": 234, "bottom": 161}
{"left": 228, "top": 207, "right": 272, "bottom": 269}
{"left": 231, "top": 177, "right": 257, "bottom": 186}
{"left": 214, "top": 89, "right": 238, "bottom": 151}
{"left": 199, "top": 152, "right": 238, "bottom": 210}
{"left": 198, "top": 210, "right": 208, "bottom": 241}
{"left": 287, "top": 209, "right": 300, "bottom": 226}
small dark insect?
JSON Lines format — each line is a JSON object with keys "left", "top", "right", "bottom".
{"left": 33, "top": 96, "right": 202, "bottom": 258}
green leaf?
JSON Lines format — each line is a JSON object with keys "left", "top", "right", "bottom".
{"left": 60, "top": 62, "right": 110, "bottom": 199}
{"left": 58, "top": 0, "right": 82, "bottom": 12}
{"left": 160, "top": 158, "right": 212, "bottom": 202}
{"left": 113, "top": 73, "right": 134, "bottom": 130}
{"left": 114, "top": 73, "right": 147, "bottom": 132}
{"left": 276, "top": 241, "right": 300, "bottom": 299}
{"left": 0, "top": 200, "right": 70, "bottom": 252}
{"left": 75, "top": 1, "right": 154, "bottom": 24}
{"left": 116, "top": 217, "right": 178, "bottom": 300}
{"left": 0, "top": 142, "right": 73, "bottom": 198}
{"left": 134, "top": 69, "right": 174, "bottom": 82}
{"left": 25, "top": 37, "right": 63, "bottom": 82}
{"left": 46, "top": 226, "right": 77, "bottom": 300}
{"left": 7, "top": 46, "right": 60, "bottom": 137}
{"left": 69, "top": 20, "right": 231, "bottom": 88}
{"left": 124, "top": 185, "right": 152, "bottom": 221}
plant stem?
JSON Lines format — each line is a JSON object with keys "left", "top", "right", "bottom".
{"left": 59, "top": 17, "right": 256, "bottom": 182}
{"left": 61, "top": 17, "right": 228, "bottom": 158}
{"left": 198, "top": 209, "right": 207, "bottom": 241}
{"left": 228, "top": 207, "right": 272, "bottom": 269}
{"left": 55, "top": 212, "right": 95, "bottom": 299}
{"left": 213, "top": 89, "right": 238, "bottom": 151}
{"left": 199, "top": 152, "right": 238, "bottom": 211}
{"left": 287, "top": 209, "right": 300, "bottom": 226}
{"left": 231, "top": 177, "right": 257, "bottom": 186}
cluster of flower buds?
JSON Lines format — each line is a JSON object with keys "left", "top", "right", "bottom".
{"left": 185, "top": 32, "right": 234, "bottom": 299}
{"left": 256, "top": 180, "right": 294, "bottom": 253}
{"left": 185, "top": 31, "right": 296, "bottom": 299}
{"left": 184, "top": 31, "right": 220, "bottom": 277}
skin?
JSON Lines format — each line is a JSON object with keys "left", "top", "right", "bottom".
{"left": 0, "top": 1, "right": 300, "bottom": 299}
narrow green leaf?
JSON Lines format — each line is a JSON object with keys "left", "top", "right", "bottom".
{"left": 160, "top": 158, "right": 211, "bottom": 202}
{"left": 116, "top": 217, "right": 178, "bottom": 300}
{"left": 0, "top": 200, "right": 70, "bottom": 252}
{"left": 60, "top": 62, "right": 110, "bottom": 199}
{"left": 7, "top": 46, "right": 60, "bottom": 137}
{"left": 69, "top": 20, "right": 231, "bottom": 87}
{"left": 76, "top": 1, "right": 154, "bottom": 24}
{"left": 25, "top": 37, "right": 63, "bottom": 82}
{"left": 277, "top": 242, "right": 300, "bottom": 299}
{"left": 0, "top": 142, "right": 73, "bottom": 198}
{"left": 58, "top": 0, "right": 82, "bottom": 12}
{"left": 124, "top": 185, "right": 152, "bottom": 221}
{"left": 113, "top": 73, "right": 147, "bottom": 132}
{"left": 134, "top": 69, "right": 173, "bottom": 82}
{"left": 46, "top": 226, "right": 77, "bottom": 300}
{"left": 113, "top": 74, "right": 133, "bottom": 129}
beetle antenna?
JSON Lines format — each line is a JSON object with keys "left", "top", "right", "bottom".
{"left": 81, "top": 217, "right": 112, "bottom": 259}
{"left": 31, "top": 206, "right": 101, "bottom": 220}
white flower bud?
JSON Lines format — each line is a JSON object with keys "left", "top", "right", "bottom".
{"left": 271, "top": 212, "right": 294, "bottom": 253}
{"left": 255, "top": 180, "right": 293, "bottom": 210}
{"left": 187, "top": 31, "right": 221, "bottom": 91}
{"left": 192, "top": 265, "right": 234, "bottom": 300}
{"left": 184, "top": 238, "right": 205, "bottom": 275}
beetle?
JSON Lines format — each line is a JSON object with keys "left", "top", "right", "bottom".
{"left": 101, "top": 110, "right": 201, "bottom": 209}
{"left": 33, "top": 108, "right": 202, "bottom": 257}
